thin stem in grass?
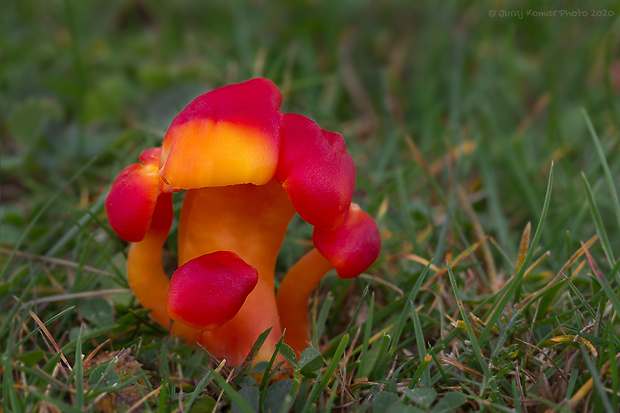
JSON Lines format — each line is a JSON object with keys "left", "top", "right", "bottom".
{"left": 447, "top": 263, "right": 501, "bottom": 404}
{"left": 480, "top": 162, "right": 554, "bottom": 343}
{"left": 359, "top": 292, "right": 375, "bottom": 378}
{"left": 344, "top": 277, "right": 373, "bottom": 334}
{"left": 73, "top": 327, "right": 84, "bottom": 409}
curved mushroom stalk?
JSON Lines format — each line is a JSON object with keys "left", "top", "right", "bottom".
{"left": 106, "top": 146, "right": 174, "bottom": 327}
{"left": 276, "top": 203, "right": 381, "bottom": 355}
{"left": 276, "top": 248, "right": 333, "bottom": 353}
{"left": 126, "top": 192, "right": 173, "bottom": 327}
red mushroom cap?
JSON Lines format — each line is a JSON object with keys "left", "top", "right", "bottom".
{"left": 159, "top": 78, "right": 283, "bottom": 189}
{"left": 105, "top": 147, "right": 162, "bottom": 242}
{"left": 167, "top": 251, "right": 259, "bottom": 331}
{"left": 276, "top": 113, "right": 356, "bottom": 230}
{"left": 312, "top": 203, "right": 381, "bottom": 279}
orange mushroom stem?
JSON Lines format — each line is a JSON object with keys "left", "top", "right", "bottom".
{"left": 105, "top": 78, "right": 381, "bottom": 366}
{"left": 276, "top": 203, "right": 381, "bottom": 354}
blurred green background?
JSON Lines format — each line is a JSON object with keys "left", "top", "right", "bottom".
{"left": 2, "top": 1, "right": 620, "bottom": 411}
{"left": 2, "top": 0, "right": 619, "bottom": 265}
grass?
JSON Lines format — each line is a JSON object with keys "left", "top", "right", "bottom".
{"left": 2, "top": 0, "right": 620, "bottom": 411}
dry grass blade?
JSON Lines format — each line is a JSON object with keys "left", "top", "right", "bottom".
{"left": 28, "top": 310, "right": 72, "bottom": 373}
{"left": 437, "top": 355, "right": 484, "bottom": 378}
{"left": 539, "top": 335, "right": 598, "bottom": 357}
{"left": 564, "top": 362, "right": 611, "bottom": 411}
{"left": 424, "top": 236, "right": 489, "bottom": 287}
{"left": 516, "top": 222, "right": 531, "bottom": 273}
{"left": 580, "top": 241, "right": 605, "bottom": 280}
{"left": 126, "top": 385, "right": 162, "bottom": 413}
{"left": 518, "top": 235, "right": 598, "bottom": 309}
{"left": 523, "top": 251, "right": 551, "bottom": 279}
{"left": 429, "top": 140, "right": 476, "bottom": 176}
{"left": 555, "top": 235, "right": 598, "bottom": 279}
{"left": 358, "top": 273, "right": 405, "bottom": 296}
{"left": 26, "top": 289, "right": 130, "bottom": 305}
{"left": 397, "top": 254, "right": 441, "bottom": 273}
{"left": 0, "top": 248, "right": 113, "bottom": 277}
{"left": 457, "top": 184, "right": 498, "bottom": 291}
{"left": 82, "top": 339, "right": 111, "bottom": 368}
{"left": 406, "top": 135, "right": 430, "bottom": 170}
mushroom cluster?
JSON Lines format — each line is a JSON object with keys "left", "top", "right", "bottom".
{"left": 106, "top": 78, "right": 381, "bottom": 366}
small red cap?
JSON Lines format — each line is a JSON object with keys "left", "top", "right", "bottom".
{"left": 167, "top": 251, "right": 259, "bottom": 330}
{"left": 105, "top": 147, "right": 162, "bottom": 242}
{"left": 276, "top": 113, "right": 355, "bottom": 230}
{"left": 312, "top": 203, "right": 381, "bottom": 279}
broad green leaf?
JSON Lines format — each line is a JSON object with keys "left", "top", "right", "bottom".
{"left": 372, "top": 392, "right": 402, "bottom": 411}
{"left": 298, "top": 347, "right": 323, "bottom": 378}
{"left": 403, "top": 387, "right": 436, "bottom": 407}
{"left": 79, "top": 298, "right": 114, "bottom": 329}
{"left": 17, "top": 350, "right": 45, "bottom": 366}
{"left": 433, "top": 392, "right": 467, "bottom": 412}
{"left": 188, "top": 397, "right": 216, "bottom": 413}
{"left": 87, "top": 363, "right": 120, "bottom": 390}
{"left": 264, "top": 379, "right": 294, "bottom": 413}
{"left": 279, "top": 343, "right": 297, "bottom": 367}
{"left": 232, "top": 386, "right": 259, "bottom": 413}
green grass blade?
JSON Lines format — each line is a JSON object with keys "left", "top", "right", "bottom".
{"left": 581, "top": 172, "right": 617, "bottom": 268}
{"left": 211, "top": 369, "right": 254, "bottom": 413}
{"left": 301, "top": 333, "right": 349, "bottom": 413}
{"left": 590, "top": 273, "right": 620, "bottom": 334}
{"left": 315, "top": 292, "right": 334, "bottom": 344}
{"left": 184, "top": 360, "right": 224, "bottom": 411}
{"left": 580, "top": 345, "right": 614, "bottom": 413}
{"left": 447, "top": 263, "right": 501, "bottom": 403}
{"left": 408, "top": 264, "right": 432, "bottom": 387}
{"left": 480, "top": 162, "right": 554, "bottom": 343}
{"left": 582, "top": 108, "right": 620, "bottom": 231}
{"left": 259, "top": 331, "right": 287, "bottom": 405}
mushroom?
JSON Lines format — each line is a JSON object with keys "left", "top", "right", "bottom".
{"left": 106, "top": 78, "right": 381, "bottom": 366}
